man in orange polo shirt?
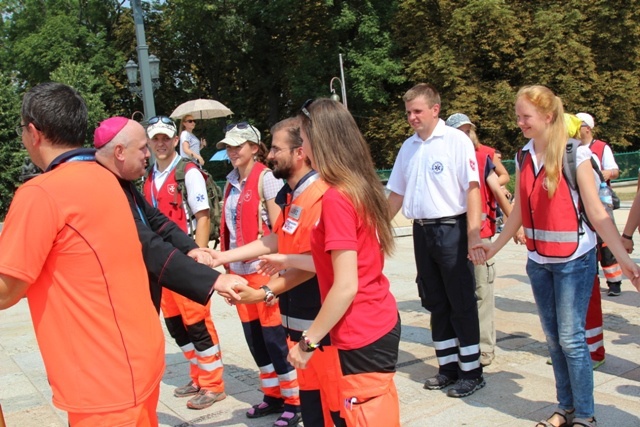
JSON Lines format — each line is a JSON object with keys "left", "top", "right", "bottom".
{"left": 0, "top": 82, "right": 165, "bottom": 426}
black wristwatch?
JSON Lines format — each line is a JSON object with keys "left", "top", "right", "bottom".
{"left": 261, "top": 285, "right": 276, "bottom": 304}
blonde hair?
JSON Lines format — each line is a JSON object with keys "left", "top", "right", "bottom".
{"left": 178, "top": 115, "right": 193, "bottom": 135}
{"left": 516, "top": 85, "right": 567, "bottom": 197}
{"left": 468, "top": 127, "right": 480, "bottom": 149}
{"left": 299, "top": 99, "right": 394, "bottom": 255}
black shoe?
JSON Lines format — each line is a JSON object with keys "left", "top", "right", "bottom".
{"left": 423, "top": 373, "right": 456, "bottom": 390}
{"left": 246, "top": 401, "right": 285, "bottom": 418}
{"left": 607, "top": 282, "right": 621, "bottom": 296}
{"left": 446, "top": 377, "right": 486, "bottom": 398}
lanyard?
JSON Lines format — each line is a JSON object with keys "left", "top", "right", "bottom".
{"left": 44, "top": 148, "right": 96, "bottom": 172}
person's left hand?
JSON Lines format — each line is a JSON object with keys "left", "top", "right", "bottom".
{"left": 200, "top": 138, "right": 207, "bottom": 148}
{"left": 287, "top": 342, "right": 314, "bottom": 369}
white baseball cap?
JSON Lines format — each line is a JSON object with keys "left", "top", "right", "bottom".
{"left": 575, "top": 112, "right": 595, "bottom": 129}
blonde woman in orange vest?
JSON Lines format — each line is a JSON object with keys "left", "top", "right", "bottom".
{"left": 476, "top": 85, "right": 640, "bottom": 427}
{"left": 217, "top": 123, "right": 301, "bottom": 426}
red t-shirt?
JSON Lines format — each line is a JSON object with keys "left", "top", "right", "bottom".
{"left": 310, "top": 187, "right": 397, "bottom": 350}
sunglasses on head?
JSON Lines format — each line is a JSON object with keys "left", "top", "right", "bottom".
{"left": 224, "top": 121, "right": 260, "bottom": 142}
{"left": 223, "top": 121, "right": 252, "bottom": 133}
{"left": 148, "top": 116, "right": 176, "bottom": 127}
{"left": 300, "top": 99, "right": 314, "bottom": 121}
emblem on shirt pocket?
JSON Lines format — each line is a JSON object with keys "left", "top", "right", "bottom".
{"left": 168, "top": 184, "right": 176, "bottom": 195}
{"left": 432, "top": 161, "right": 444, "bottom": 174}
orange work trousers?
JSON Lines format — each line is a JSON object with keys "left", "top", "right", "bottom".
{"left": 290, "top": 340, "right": 342, "bottom": 427}
{"left": 68, "top": 382, "right": 160, "bottom": 427}
{"left": 234, "top": 272, "right": 300, "bottom": 409}
{"left": 161, "top": 288, "right": 224, "bottom": 392}
{"left": 340, "top": 372, "right": 399, "bottom": 427}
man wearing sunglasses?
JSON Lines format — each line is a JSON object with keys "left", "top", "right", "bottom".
{"left": 143, "top": 116, "right": 228, "bottom": 410}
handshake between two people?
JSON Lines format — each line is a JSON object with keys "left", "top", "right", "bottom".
{"left": 187, "top": 247, "right": 287, "bottom": 306}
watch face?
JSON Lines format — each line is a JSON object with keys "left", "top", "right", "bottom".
{"left": 265, "top": 293, "right": 275, "bottom": 303}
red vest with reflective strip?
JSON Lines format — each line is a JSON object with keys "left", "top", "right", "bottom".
{"left": 220, "top": 162, "right": 270, "bottom": 251}
{"left": 589, "top": 139, "right": 611, "bottom": 185}
{"left": 476, "top": 144, "right": 497, "bottom": 238}
{"left": 142, "top": 161, "right": 198, "bottom": 233}
{"left": 519, "top": 151, "right": 581, "bottom": 258}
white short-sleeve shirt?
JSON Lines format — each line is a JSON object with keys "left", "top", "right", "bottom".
{"left": 516, "top": 140, "right": 597, "bottom": 264}
{"left": 386, "top": 119, "right": 480, "bottom": 219}
{"left": 179, "top": 130, "right": 201, "bottom": 158}
{"left": 599, "top": 144, "right": 618, "bottom": 171}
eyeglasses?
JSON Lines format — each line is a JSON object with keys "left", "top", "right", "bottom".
{"left": 148, "top": 116, "right": 176, "bottom": 128}
{"left": 269, "top": 146, "right": 296, "bottom": 155}
{"left": 184, "top": 119, "right": 196, "bottom": 124}
{"left": 15, "top": 123, "right": 27, "bottom": 137}
{"left": 223, "top": 121, "right": 260, "bottom": 143}
{"left": 300, "top": 99, "right": 314, "bottom": 121}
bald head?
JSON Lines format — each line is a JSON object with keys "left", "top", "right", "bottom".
{"left": 95, "top": 119, "right": 150, "bottom": 181}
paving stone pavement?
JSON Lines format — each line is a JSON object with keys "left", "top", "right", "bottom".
{"left": 1, "top": 207, "right": 639, "bottom": 427}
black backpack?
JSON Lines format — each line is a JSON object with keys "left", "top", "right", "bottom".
{"left": 173, "top": 158, "right": 223, "bottom": 248}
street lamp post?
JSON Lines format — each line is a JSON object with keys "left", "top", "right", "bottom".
{"left": 126, "top": 0, "right": 159, "bottom": 120}
{"left": 329, "top": 53, "right": 347, "bottom": 109}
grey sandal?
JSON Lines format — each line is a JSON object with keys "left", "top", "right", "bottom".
{"left": 572, "top": 418, "right": 597, "bottom": 427}
{"left": 535, "top": 409, "right": 575, "bottom": 427}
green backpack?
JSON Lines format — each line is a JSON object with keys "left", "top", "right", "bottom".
{"left": 174, "top": 158, "right": 223, "bottom": 248}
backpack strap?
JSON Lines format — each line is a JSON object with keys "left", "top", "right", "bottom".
{"left": 256, "top": 169, "right": 268, "bottom": 238}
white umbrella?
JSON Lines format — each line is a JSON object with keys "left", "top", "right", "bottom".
{"left": 170, "top": 99, "right": 233, "bottom": 120}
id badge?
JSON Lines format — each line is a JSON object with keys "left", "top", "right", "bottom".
{"left": 282, "top": 217, "right": 299, "bottom": 234}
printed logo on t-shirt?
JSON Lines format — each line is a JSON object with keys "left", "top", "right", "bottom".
{"left": 168, "top": 184, "right": 177, "bottom": 195}
{"left": 196, "top": 193, "right": 205, "bottom": 203}
{"left": 469, "top": 159, "right": 477, "bottom": 171}
{"left": 432, "top": 161, "right": 444, "bottom": 174}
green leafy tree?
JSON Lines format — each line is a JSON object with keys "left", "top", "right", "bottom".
{"left": 50, "top": 61, "right": 108, "bottom": 144}
{"left": 0, "top": 72, "right": 26, "bottom": 220}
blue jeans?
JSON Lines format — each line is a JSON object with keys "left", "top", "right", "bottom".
{"left": 526, "top": 249, "right": 596, "bottom": 419}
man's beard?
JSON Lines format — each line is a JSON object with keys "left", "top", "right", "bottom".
{"left": 272, "top": 161, "right": 294, "bottom": 180}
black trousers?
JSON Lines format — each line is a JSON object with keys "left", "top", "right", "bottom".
{"left": 413, "top": 217, "right": 482, "bottom": 380}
